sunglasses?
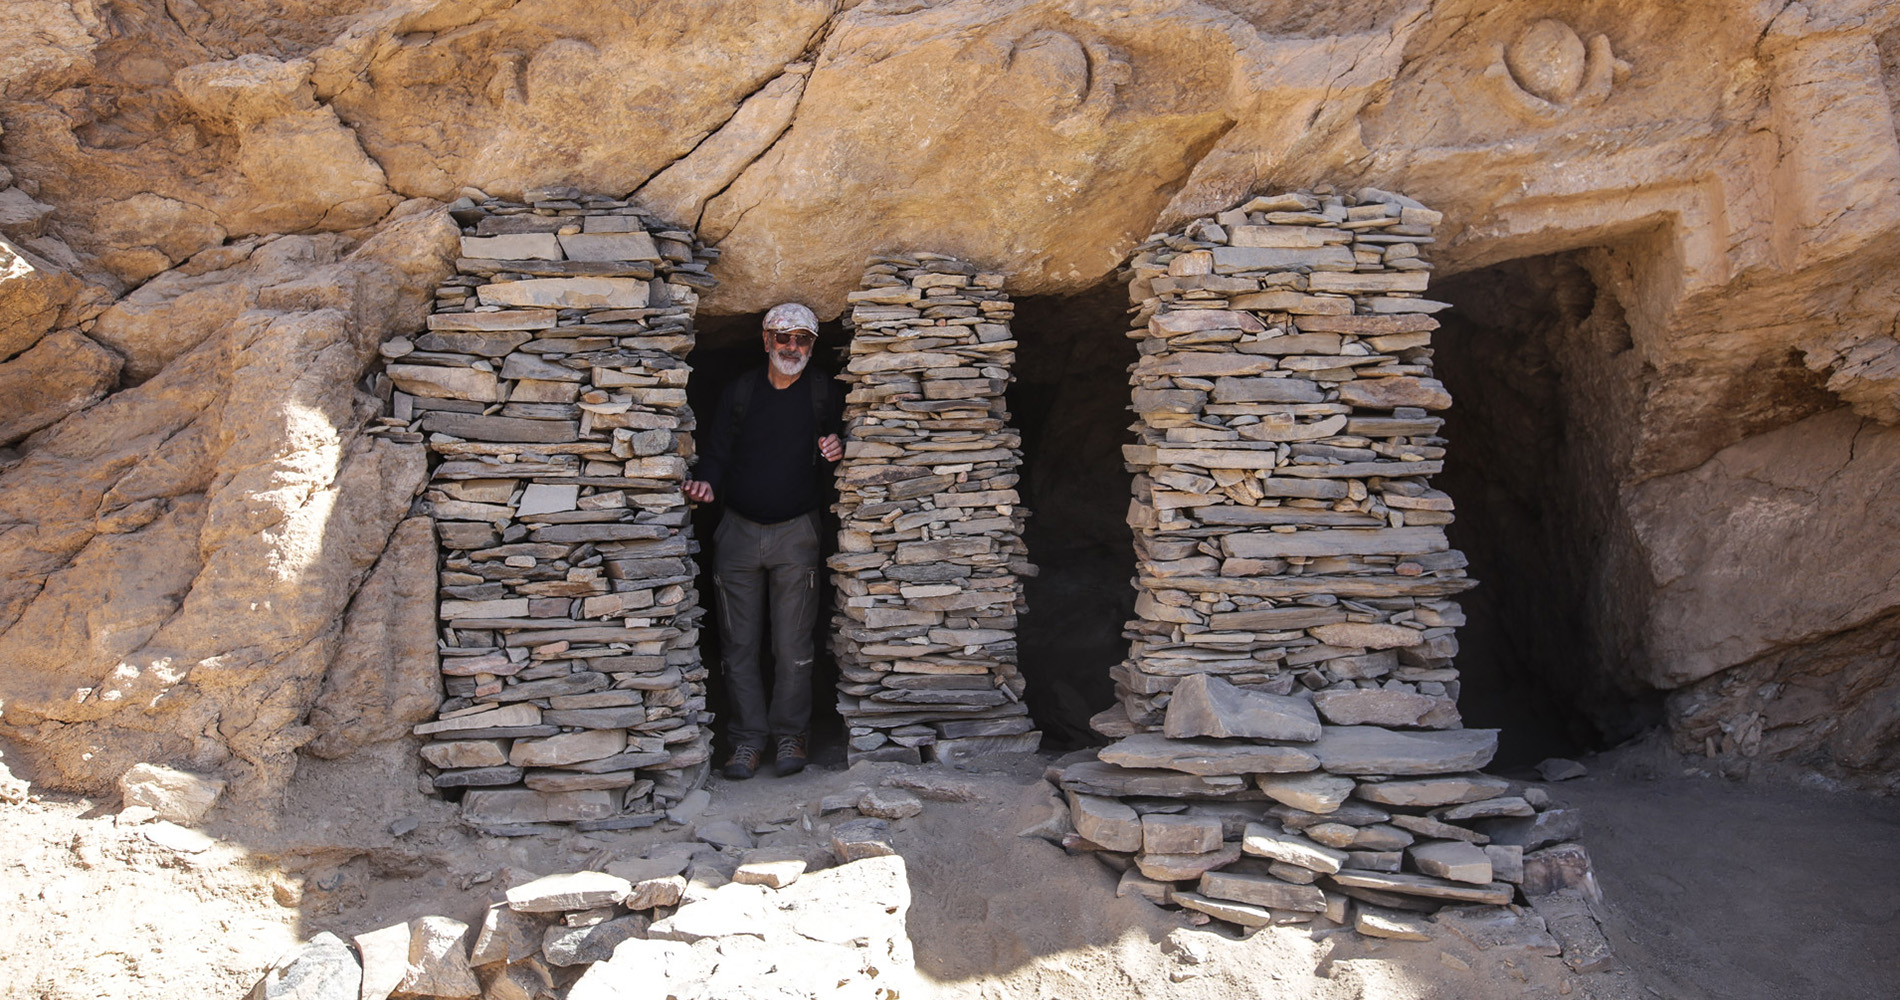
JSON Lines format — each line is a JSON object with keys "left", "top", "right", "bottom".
{"left": 770, "top": 330, "right": 817, "bottom": 348}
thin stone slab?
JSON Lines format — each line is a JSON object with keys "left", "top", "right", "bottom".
{"left": 1311, "top": 688, "right": 1446, "bottom": 727}
{"left": 1355, "top": 904, "right": 1433, "bottom": 941}
{"left": 477, "top": 277, "right": 650, "bottom": 309}
{"left": 1310, "top": 726, "right": 1498, "bottom": 776}
{"left": 559, "top": 231, "right": 661, "bottom": 262}
{"left": 1438, "top": 796, "right": 1535, "bottom": 821}
{"left": 396, "top": 916, "right": 481, "bottom": 999}
{"left": 1353, "top": 773, "right": 1511, "bottom": 808}
{"left": 1240, "top": 824, "right": 1350, "bottom": 874}
{"left": 1141, "top": 813, "right": 1223, "bottom": 854}
{"left": 1431, "top": 904, "right": 1561, "bottom": 956}
{"left": 1170, "top": 890, "right": 1273, "bottom": 928}
{"left": 506, "top": 871, "right": 633, "bottom": 913}
{"left": 832, "top": 818, "right": 897, "bottom": 861}
{"left": 1471, "top": 807, "right": 1583, "bottom": 851}
{"left": 1529, "top": 890, "right": 1613, "bottom": 973}
{"left": 415, "top": 703, "right": 540, "bottom": 735}
{"left": 510, "top": 729, "right": 626, "bottom": 767}
{"left": 427, "top": 309, "right": 558, "bottom": 332}
{"left": 1224, "top": 527, "right": 1447, "bottom": 560}
{"left": 1409, "top": 840, "right": 1493, "bottom": 885}
{"left": 1255, "top": 771, "right": 1356, "bottom": 813}
{"left": 469, "top": 903, "right": 552, "bottom": 966}
{"left": 1326, "top": 869, "right": 1514, "bottom": 905}
{"left": 1199, "top": 870, "right": 1327, "bottom": 912}
{"left": 1098, "top": 733, "right": 1318, "bottom": 776}
{"left": 1068, "top": 791, "right": 1142, "bottom": 852}
{"left": 1389, "top": 813, "right": 1489, "bottom": 845}
{"left": 461, "top": 789, "right": 616, "bottom": 825}
{"left": 542, "top": 915, "right": 648, "bottom": 966}
{"left": 387, "top": 364, "right": 501, "bottom": 402}
{"left": 1135, "top": 842, "right": 1241, "bottom": 881}
{"left": 1164, "top": 674, "right": 1321, "bottom": 742}
{"left": 419, "top": 411, "right": 579, "bottom": 444}
{"left": 1060, "top": 760, "right": 1256, "bottom": 799}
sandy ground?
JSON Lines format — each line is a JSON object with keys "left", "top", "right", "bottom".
{"left": 0, "top": 738, "right": 1891, "bottom": 1000}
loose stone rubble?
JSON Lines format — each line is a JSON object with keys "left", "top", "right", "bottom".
{"left": 828, "top": 254, "right": 1040, "bottom": 763}
{"left": 247, "top": 853, "right": 914, "bottom": 1000}
{"left": 380, "top": 189, "right": 719, "bottom": 833}
{"left": 1053, "top": 188, "right": 1602, "bottom": 958}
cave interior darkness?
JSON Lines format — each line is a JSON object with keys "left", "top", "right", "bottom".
{"left": 682, "top": 254, "right": 1679, "bottom": 768}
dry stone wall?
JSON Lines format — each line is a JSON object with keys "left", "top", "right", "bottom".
{"left": 829, "top": 255, "right": 1040, "bottom": 765}
{"left": 1058, "top": 190, "right": 1598, "bottom": 945}
{"left": 380, "top": 190, "right": 719, "bottom": 832}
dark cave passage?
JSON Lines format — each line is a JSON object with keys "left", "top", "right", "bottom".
{"left": 1009, "top": 280, "right": 1140, "bottom": 749}
{"left": 1431, "top": 253, "right": 1656, "bottom": 764}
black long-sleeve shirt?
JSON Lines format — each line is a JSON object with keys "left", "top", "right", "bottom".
{"left": 695, "top": 366, "right": 842, "bottom": 524}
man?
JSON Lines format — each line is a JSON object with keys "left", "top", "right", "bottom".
{"left": 684, "top": 303, "right": 843, "bottom": 779}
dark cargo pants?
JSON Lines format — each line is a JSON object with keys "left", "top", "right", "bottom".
{"left": 711, "top": 510, "right": 821, "bottom": 748}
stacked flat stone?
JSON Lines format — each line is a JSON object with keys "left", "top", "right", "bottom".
{"left": 379, "top": 187, "right": 719, "bottom": 834}
{"left": 1057, "top": 188, "right": 1594, "bottom": 942}
{"left": 828, "top": 253, "right": 1040, "bottom": 764}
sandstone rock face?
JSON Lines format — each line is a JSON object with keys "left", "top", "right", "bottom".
{"left": 0, "top": 202, "right": 455, "bottom": 805}
{"left": 303, "top": 515, "right": 440, "bottom": 760}
{"left": 2, "top": 0, "right": 1900, "bottom": 800}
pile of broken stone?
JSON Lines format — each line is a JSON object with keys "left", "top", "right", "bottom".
{"left": 247, "top": 797, "right": 921, "bottom": 1000}
{"left": 376, "top": 189, "right": 718, "bottom": 833}
{"left": 827, "top": 254, "right": 1041, "bottom": 764}
{"left": 1056, "top": 188, "right": 1604, "bottom": 962}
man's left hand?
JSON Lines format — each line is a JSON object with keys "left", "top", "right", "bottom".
{"left": 818, "top": 434, "right": 843, "bottom": 462}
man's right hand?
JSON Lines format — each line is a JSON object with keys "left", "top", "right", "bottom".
{"left": 683, "top": 480, "right": 714, "bottom": 504}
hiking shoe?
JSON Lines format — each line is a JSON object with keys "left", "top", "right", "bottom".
{"left": 774, "top": 734, "right": 809, "bottom": 777}
{"left": 722, "top": 743, "right": 763, "bottom": 780}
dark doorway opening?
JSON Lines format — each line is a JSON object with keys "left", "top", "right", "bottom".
{"left": 1009, "top": 279, "right": 1141, "bottom": 749}
{"left": 1431, "top": 253, "right": 1657, "bottom": 765}
{"left": 687, "top": 311, "right": 852, "bottom": 770}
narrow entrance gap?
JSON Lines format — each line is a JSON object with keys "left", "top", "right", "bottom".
{"left": 1010, "top": 279, "right": 1140, "bottom": 749}
{"left": 1431, "top": 252, "right": 1654, "bottom": 764}
{"left": 685, "top": 311, "right": 853, "bottom": 769}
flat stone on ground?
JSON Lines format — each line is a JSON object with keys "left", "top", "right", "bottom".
{"left": 506, "top": 872, "right": 633, "bottom": 913}
{"left": 858, "top": 787, "right": 924, "bottom": 819}
{"left": 832, "top": 818, "right": 896, "bottom": 861}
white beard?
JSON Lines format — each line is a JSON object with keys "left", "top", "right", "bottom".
{"left": 771, "top": 351, "right": 810, "bottom": 377}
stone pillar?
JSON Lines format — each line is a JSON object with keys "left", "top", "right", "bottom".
{"left": 1053, "top": 189, "right": 1590, "bottom": 936}
{"left": 828, "top": 253, "right": 1039, "bottom": 764}
{"left": 383, "top": 189, "right": 717, "bottom": 833}
{"left": 1102, "top": 188, "right": 1469, "bottom": 735}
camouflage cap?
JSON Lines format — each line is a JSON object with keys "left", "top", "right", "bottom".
{"left": 763, "top": 302, "right": 819, "bottom": 334}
